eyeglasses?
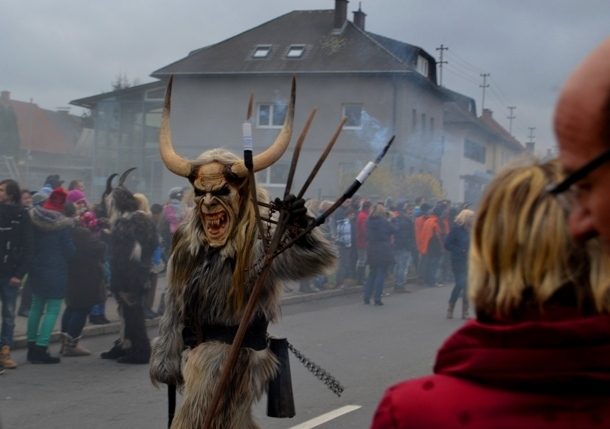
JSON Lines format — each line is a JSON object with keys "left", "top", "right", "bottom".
{"left": 547, "top": 147, "right": 610, "bottom": 208}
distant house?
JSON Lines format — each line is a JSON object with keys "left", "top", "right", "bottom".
{"left": 71, "top": 0, "right": 523, "bottom": 204}
{"left": 0, "top": 90, "right": 92, "bottom": 192}
{"left": 149, "top": 0, "right": 451, "bottom": 200}
{"left": 441, "top": 87, "right": 525, "bottom": 205}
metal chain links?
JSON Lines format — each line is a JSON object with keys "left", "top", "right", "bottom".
{"left": 287, "top": 340, "right": 344, "bottom": 397}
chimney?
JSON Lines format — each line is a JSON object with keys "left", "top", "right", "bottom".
{"left": 352, "top": 3, "right": 366, "bottom": 30}
{"left": 481, "top": 108, "right": 493, "bottom": 119}
{"left": 334, "top": 0, "right": 349, "bottom": 30}
{"left": 1, "top": 90, "right": 9, "bottom": 102}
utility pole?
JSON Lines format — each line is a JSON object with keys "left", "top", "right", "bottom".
{"left": 526, "top": 127, "right": 536, "bottom": 153}
{"left": 436, "top": 44, "right": 448, "bottom": 86}
{"left": 480, "top": 73, "right": 490, "bottom": 111}
{"left": 507, "top": 106, "right": 516, "bottom": 136}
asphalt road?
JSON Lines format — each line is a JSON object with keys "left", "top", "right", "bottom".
{"left": 1, "top": 284, "right": 463, "bottom": 429}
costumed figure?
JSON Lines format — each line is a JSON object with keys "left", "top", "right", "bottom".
{"left": 100, "top": 169, "right": 158, "bottom": 364}
{"left": 149, "top": 79, "right": 337, "bottom": 429}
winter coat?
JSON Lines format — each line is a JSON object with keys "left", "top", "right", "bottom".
{"left": 366, "top": 215, "right": 395, "bottom": 267}
{"left": 444, "top": 224, "right": 470, "bottom": 266}
{"left": 420, "top": 215, "right": 442, "bottom": 255}
{"left": 414, "top": 214, "right": 428, "bottom": 255}
{"left": 356, "top": 210, "right": 369, "bottom": 249}
{"left": 0, "top": 202, "right": 33, "bottom": 279}
{"left": 372, "top": 310, "right": 610, "bottom": 429}
{"left": 391, "top": 214, "right": 416, "bottom": 252}
{"left": 110, "top": 211, "right": 158, "bottom": 297}
{"left": 65, "top": 226, "right": 106, "bottom": 309}
{"left": 28, "top": 206, "right": 75, "bottom": 299}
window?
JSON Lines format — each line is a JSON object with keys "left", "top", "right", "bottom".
{"left": 464, "top": 139, "right": 486, "bottom": 163}
{"left": 342, "top": 103, "right": 363, "bottom": 128}
{"left": 252, "top": 45, "right": 271, "bottom": 59}
{"left": 429, "top": 117, "right": 434, "bottom": 133}
{"left": 257, "top": 103, "right": 287, "bottom": 128}
{"left": 257, "top": 163, "right": 289, "bottom": 186}
{"left": 421, "top": 113, "right": 426, "bottom": 134}
{"left": 416, "top": 55, "right": 429, "bottom": 77}
{"left": 411, "top": 108, "right": 417, "bottom": 131}
{"left": 286, "top": 45, "right": 305, "bottom": 58}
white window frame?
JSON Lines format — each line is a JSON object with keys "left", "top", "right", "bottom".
{"left": 342, "top": 103, "right": 363, "bottom": 129}
{"left": 257, "top": 102, "right": 287, "bottom": 128}
{"left": 416, "top": 55, "right": 429, "bottom": 77}
{"left": 286, "top": 44, "right": 305, "bottom": 58}
{"left": 252, "top": 45, "right": 271, "bottom": 59}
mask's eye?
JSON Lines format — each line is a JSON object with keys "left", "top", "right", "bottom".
{"left": 212, "top": 186, "right": 230, "bottom": 197}
{"left": 194, "top": 188, "right": 205, "bottom": 197}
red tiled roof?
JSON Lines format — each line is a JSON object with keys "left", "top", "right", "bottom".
{"left": 478, "top": 109, "right": 524, "bottom": 151}
{"left": 8, "top": 99, "right": 72, "bottom": 154}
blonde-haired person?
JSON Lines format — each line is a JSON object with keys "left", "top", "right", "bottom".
{"left": 363, "top": 203, "right": 395, "bottom": 305}
{"left": 133, "top": 193, "right": 160, "bottom": 320}
{"left": 133, "top": 193, "right": 151, "bottom": 215}
{"left": 443, "top": 208, "right": 475, "bottom": 319}
{"left": 371, "top": 159, "right": 610, "bottom": 429}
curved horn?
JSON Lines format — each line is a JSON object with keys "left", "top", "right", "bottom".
{"left": 119, "top": 167, "right": 137, "bottom": 187}
{"left": 232, "top": 77, "right": 296, "bottom": 177}
{"left": 159, "top": 76, "right": 193, "bottom": 177}
{"left": 104, "top": 173, "right": 117, "bottom": 197}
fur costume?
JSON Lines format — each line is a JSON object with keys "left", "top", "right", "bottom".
{"left": 150, "top": 78, "right": 337, "bottom": 429}
{"left": 102, "top": 172, "right": 158, "bottom": 364}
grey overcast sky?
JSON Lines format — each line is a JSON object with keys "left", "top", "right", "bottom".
{"left": 1, "top": 0, "right": 609, "bottom": 154}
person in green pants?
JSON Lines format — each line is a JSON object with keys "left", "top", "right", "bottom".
{"left": 26, "top": 187, "right": 75, "bottom": 364}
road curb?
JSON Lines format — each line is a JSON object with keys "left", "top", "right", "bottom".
{"left": 13, "top": 286, "right": 363, "bottom": 350}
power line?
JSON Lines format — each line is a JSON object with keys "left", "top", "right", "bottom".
{"left": 446, "top": 50, "right": 482, "bottom": 74}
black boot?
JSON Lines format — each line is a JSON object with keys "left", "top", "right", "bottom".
{"left": 447, "top": 302, "right": 455, "bottom": 319}
{"left": 101, "top": 339, "right": 126, "bottom": 360}
{"left": 26, "top": 341, "right": 36, "bottom": 361}
{"left": 29, "top": 345, "right": 60, "bottom": 364}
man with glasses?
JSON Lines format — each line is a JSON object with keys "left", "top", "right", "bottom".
{"left": 551, "top": 36, "right": 610, "bottom": 245}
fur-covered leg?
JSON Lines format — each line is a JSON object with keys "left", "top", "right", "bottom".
{"left": 171, "top": 343, "right": 278, "bottom": 429}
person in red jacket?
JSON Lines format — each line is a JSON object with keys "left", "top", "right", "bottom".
{"left": 371, "top": 159, "right": 610, "bottom": 429}
{"left": 355, "top": 200, "right": 372, "bottom": 284}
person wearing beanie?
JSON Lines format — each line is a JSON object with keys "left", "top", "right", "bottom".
{"left": 26, "top": 187, "right": 75, "bottom": 364}
{"left": 66, "top": 189, "right": 88, "bottom": 215}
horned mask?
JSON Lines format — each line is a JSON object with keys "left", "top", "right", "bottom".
{"left": 159, "top": 76, "right": 295, "bottom": 247}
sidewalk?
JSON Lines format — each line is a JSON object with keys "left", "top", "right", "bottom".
{"left": 12, "top": 274, "right": 363, "bottom": 349}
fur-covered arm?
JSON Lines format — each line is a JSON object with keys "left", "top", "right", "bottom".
{"left": 149, "top": 281, "right": 184, "bottom": 387}
{"left": 270, "top": 224, "right": 337, "bottom": 280}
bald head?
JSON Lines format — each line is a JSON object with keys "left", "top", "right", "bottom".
{"left": 554, "top": 36, "right": 610, "bottom": 245}
{"left": 555, "top": 36, "right": 610, "bottom": 156}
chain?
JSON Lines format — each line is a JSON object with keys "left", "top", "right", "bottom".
{"left": 287, "top": 341, "right": 344, "bottom": 397}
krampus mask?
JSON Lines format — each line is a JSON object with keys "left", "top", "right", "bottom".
{"left": 159, "top": 77, "right": 295, "bottom": 248}
{"left": 103, "top": 168, "right": 139, "bottom": 225}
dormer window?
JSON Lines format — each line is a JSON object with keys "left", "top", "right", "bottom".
{"left": 416, "top": 55, "right": 429, "bottom": 77}
{"left": 252, "top": 45, "right": 271, "bottom": 59}
{"left": 286, "top": 45, "right": 305, "bottom": 58}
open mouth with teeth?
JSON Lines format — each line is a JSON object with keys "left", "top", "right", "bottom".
{"left": 204, "top": 210, "right": 230, "bottom": 244}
